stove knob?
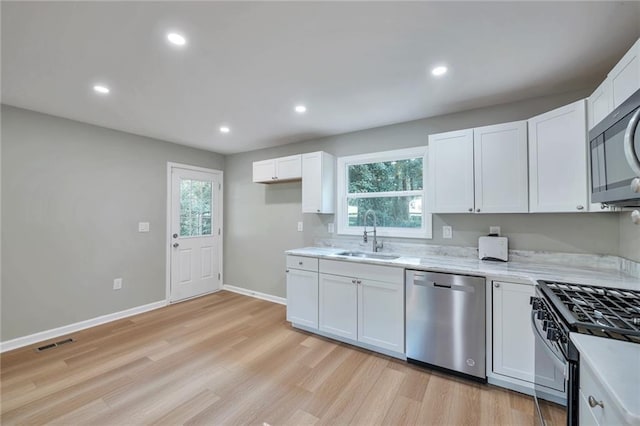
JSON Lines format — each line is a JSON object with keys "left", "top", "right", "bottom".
{"left": 537, "top": 310, "right": 549, "bottom": 320}
{"left": 543, "top": 320, "right": 552, "bottom": 332}
{"left": 530, "top": 297, "right": 542, "bottom": 310}
{"left": 547, "top": 328, "right": 561, "bottom": 342}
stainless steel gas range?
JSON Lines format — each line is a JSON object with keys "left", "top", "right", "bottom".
{"left": 530, "top": 280, "right": 640, "bottom": 426}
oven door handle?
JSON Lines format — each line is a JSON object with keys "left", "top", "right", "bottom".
{"left": 530, "top": 310, "right": 568, "bottom": 375}
{"left": 624, "top": 107, "right": 640, "bottom": 176}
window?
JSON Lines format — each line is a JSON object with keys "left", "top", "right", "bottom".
{"left": 180, "top": 179, "right": 213, "bottom": 237}
{"left": 337, "top": 147, "right": 432, "bottom": 238}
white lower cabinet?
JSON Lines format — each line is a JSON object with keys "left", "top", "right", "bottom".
{"left": 286, "top": 255, "right": 319, "bottom": 329}
{"left": 579, "top": 358, "right": 627, "bottom": 425}
{"left": 492, "top": 280, "right": 564, "bottom": 393}
{"left": 492, "top": 281, "right": 536, "bottom": 382}
{"left": 316, "top": 259, "right": 404, "bottom": 356}
{"left": 318, "top": 274, "right": 358, "bottom": 339}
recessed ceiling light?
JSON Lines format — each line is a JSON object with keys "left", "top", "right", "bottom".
{"left": 219, "top": 126, "right": 230, "bottom": 134}
{"left": 167, "top": 32, "right": 187, "bottom": 46}
{"left": 431, "top": 66, "right": 448, "bottom": 76}
{"left": 93, "top": 84, "right": 110, "bottom": 94}
{"left": 295, "top": 105, "right": 307, "bottom": 114}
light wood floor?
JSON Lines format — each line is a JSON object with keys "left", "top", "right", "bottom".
{"left": 1, "top": 291, "right": 565, "bottom": 425}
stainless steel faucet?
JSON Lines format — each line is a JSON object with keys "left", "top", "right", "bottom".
{"left": 362, "top": 209, "right": 383, "bottom": 252}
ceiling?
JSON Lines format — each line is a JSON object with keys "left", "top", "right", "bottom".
{"left": 2, "top": 2, "right": 639, "bottom": 155}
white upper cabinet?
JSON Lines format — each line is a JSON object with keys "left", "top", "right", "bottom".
{"left": 428, "top": 122, "right": 527, "bottom": 214}
{"left": 473, "top": 121, "right": 529, "bottom": 213}
{"left": 428, "top": 129, "right": 475, "bottom": 213}
{"left": 302, "top": 151, "right": 335, "bottom": 214}
{"left": 587, "top": 38, "right": 640, "bottom": 130}
{"left": 587, "top": 79, "right": 613, "bottom": 131}
{"left": 528, "top": 99, "right": 588, "bottom": 213}
{"left": 252, "top": 154, "right": 302, "bottom": 183}
{"left": 610, "top": 38, "right": 640, "bottom": 109}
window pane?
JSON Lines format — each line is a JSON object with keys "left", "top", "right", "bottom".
{"left": 347, "top": 196, "right": 422, "bottom": 228}
{"left": 180, "top": 179, "right": 213, "bottom": 237}
{"left": 348, "top": 158, "right": 423, "bottom": 193}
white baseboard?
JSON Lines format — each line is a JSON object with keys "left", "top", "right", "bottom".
{"left": 0, "top": 300, "right": 167, "bottom": 353}
{"left": 223, "top": 284, "right": 286, "bottom": 305}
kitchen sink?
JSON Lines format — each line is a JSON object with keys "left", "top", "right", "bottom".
{"left": 335, "top": 251, "right": 400, "bottom": 260}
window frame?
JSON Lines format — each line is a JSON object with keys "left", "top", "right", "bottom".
{"left": 336, "top": 146, "right": 432, "bottom": 239}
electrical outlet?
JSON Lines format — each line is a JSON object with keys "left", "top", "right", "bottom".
{"left": 138, "top": 222, "right": 150, "bottom": 232}
{"left": 328, "top": 222, "right": 335, "bottom": 234}
{"left": 113, "top": 278, "right": 122, "bottom": 290}
{"left": 297, "top": 221, "right": 303, "bottom": 232}
{"left": 442, "top": 226, "right": 453, "bottom": 239}
{"left": 490, "top": 226, "right": 501, "bottom": 236}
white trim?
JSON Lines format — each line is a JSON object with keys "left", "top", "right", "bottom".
{"left": 223, "top": 284, "right": 287, "bottom": 305}
{"left": 0, "top": 300, "right": 167, "bottom": 353}
{"left": 166, "top": 162, "right": 224, "bottom": 302}
{"left": 336, "top": 146, "right": 432, "bottom": 239}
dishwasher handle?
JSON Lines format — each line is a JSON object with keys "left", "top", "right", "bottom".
{"left": 411, "top": 276, "right": 475, "bottom": 293}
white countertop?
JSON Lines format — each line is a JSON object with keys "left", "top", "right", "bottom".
{"left": 570, "top": 333, "right": 640, "bottom": 424}
{"left": 286, "top": 247, "right": 640, "bottom": 290}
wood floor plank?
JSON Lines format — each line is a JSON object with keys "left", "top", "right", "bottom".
{"left": 0, "top": 290, "right": 551, "bottom": 425}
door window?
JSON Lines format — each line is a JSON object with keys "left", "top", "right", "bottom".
{"left": 179, "top": 179, "right": 213, "bottom": 237}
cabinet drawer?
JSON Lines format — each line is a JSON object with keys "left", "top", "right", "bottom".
{"left": 580, "top": 360, "right": 627, "bottom": 425}
{"left": 286, "top": 255, "right": 318, "bottom": 272}
{"left": 319, "top": 259, "right": 403, "bottom": 284}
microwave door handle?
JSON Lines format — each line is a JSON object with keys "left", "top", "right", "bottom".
{"left": 624, "top": 107, "right": 640, "bottom": 176}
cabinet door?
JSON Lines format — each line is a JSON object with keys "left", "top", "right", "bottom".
{"left": 610, "top": 38, "right": 640, "bottom": 109}
{"left": 357, "top": 279, "right": 404, "bottom": 353}
{"left": 319, "top": 274, "right": 357, "bottom": 340}
{"left": 473, "top": 121, "right": 528, "bottom": 213}
{"left": 253, "top": 159, "right": 276, "bottom": 183}
{"left": 528, "top": 99, "right": 588, "bottom": 212}
{"left": 587, "top": 79, "right": 613, "bottom": 130}
{"left": 275, "top": 155, "right": 302, "bottom": 180}
{"left": 286, "top": 268, "right": 318, "bottom": 329}
{"left": 301, "top": 152, "right": 324, "bottom": 213}
{"left": 428, "top": 129, "right": 475, "bottom": 213}
{"left": 492, "top": 281, "right": 535, "bottom": 383}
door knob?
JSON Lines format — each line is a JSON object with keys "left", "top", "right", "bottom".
{"left": 173, "top": 243, "right": 179, "bottom": 248}
{"left": 173, "top": 233, "right": 178, "bottom": 238}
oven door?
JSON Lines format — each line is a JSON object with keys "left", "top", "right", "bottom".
{"left": 531, "top": 296, "right": 569, "bottom": 426}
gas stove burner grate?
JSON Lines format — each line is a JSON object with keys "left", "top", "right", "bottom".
{"left": 538, "top": 280, "right": 640, "bottom": 342}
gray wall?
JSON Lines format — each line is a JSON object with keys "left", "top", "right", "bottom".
{"left": 1, "top": 105, "right": 224, "bottom": 341}
{"left": 224, "top": 89, "right": 627, "bottom": 298}
{"left": 619, "top": 212, "right": 640, "bottom": 262}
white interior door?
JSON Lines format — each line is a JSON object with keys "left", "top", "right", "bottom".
{"left": 170, "top": 166, "right": 222, "bottom": 302}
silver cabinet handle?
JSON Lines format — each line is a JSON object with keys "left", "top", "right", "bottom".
{"left": 351, "top": 279, "right": 356, "bottom": 284}
{"left": 298, "top": 261, "right": 303, "bottom": 265}
{"left": 476, "top": 208, "right": 481, "bottom": 213}
{"left": 173, "top": 243, "right": 179, "bottom": 248}
{"left": 468, "top": 208, "right": 473, "bottom": 212}
{"left": 317, "top": 209, "right": 320, "bottom": 212}
{"left": 286, "top": 270, "right": 289, "bottom": 273}
{"left": 356, "top": 280, "right": 362, "bottom": 284}
{"left": 576, "top": 205, "right": 584, "bottom": 210}
{"left": 494, "top": 282, "right": 500, "bottom": 288}
{"left": 588, "top": 396, "right": 604, "bottom": 409}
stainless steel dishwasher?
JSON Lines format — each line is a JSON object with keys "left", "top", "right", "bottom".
{"left": 405, "top": 270, "right": 486, "bottom": 381}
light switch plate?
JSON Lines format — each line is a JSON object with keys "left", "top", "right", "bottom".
{"left": 490, "top": 226, "right": 501, "bottom": 236}
{"left": 113, "top": 278, "right": 122, "bottom": 290}
{"left": 297, "top": 222, "right": 303, "bottom": 232}
{"left": 328, "top": 223, "right": 335, "bottom": 234}
{"left": 442, "top": 226, "right": 452, "bottom": 239}
{"left": 138, "top": 222, "right": 150, "bottom": 232}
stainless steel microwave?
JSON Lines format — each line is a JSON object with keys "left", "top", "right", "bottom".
{"left": 589, "top": 88, "right": 640, "bottom": 207}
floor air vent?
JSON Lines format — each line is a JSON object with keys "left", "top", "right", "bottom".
{"left": 36, "top": 338, "right": 75, "bottom": 352}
